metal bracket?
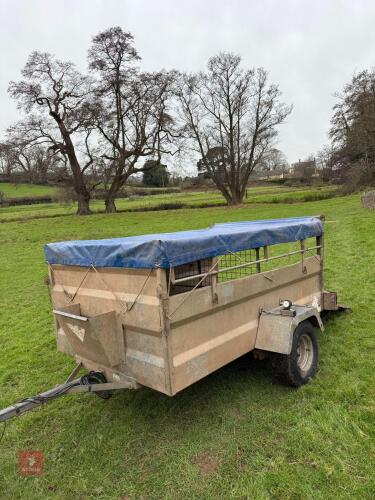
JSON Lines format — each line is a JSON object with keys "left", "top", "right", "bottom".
{"left": 65, "top": 362, "right": 83, "bottom": 383}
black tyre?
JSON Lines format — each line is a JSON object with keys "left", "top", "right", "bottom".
{"left": 274, "top": 320, "right": 318, "bottom": 387}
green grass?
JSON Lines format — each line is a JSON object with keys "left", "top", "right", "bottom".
{"left": 0, "top": 182, "right": 57, "bottom": 199}
{"left": 0, "top": 194, "right": 374, "bottom": 498}
{"left": 0, "top": 185, "right": 338, "bottom": 222}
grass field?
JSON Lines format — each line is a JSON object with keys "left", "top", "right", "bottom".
{"left": 0, "top": 182, "right": 57, "bottom": 199}
{"left": 0, "top": 194, "right": 374, "bottom": 498}
{"left": 0, "top": 185, "right": 338, "bottom": 222}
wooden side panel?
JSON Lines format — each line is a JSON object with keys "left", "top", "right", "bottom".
{"left": 49, "top": 265, "right": 169, "bottom": 394}
{"left": 124, "top": 328, "right": 166, "bottom": 393}
{"left": 167, "top": 256, "right": 322, "bottom": 394}
{"left": 48, "top": 256, "right": 322, "bottom": 397}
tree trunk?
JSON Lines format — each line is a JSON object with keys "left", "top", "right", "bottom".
{"left": 76, "top": 192, "right": 91, "bottom": 215}
{"left": 228, "top": 196, "right": 241, "bottom": 205}
{"left": 215, "top": 182, "right": 233, "bottom": 205}
{"left": 227, "top": 187, "right": 243, "bottom": 205}
{"left": 105, "top": 196, "right": 117, "bottom": 213}
{"left": 104, "top": 162, "right": 129, "bottom": 213}
{"left": 53, "top": 115, "right": 91, "bottom": 215}
{"left": 104, "top": 182, "right": 120, "bottom": 213}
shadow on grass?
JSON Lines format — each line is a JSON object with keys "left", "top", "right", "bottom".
{"left": 84, "top": 353, "right": 290, "bottom": 431}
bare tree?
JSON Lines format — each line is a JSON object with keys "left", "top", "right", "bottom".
{"left": 88, "top": 27, "right": 177, "bottom": 212}
{"left": 330, "top": 70, "right": 375, "bottom": 159}
{"left": 330, "top": 70, "right": 375, "bottom": 187}
{"left": 2, "top": 132, "right": 64, "bottom": 184}
{"left": 31, "top": 145, "right": 61, "bottom": 184}
{"left": 259, "top": 148, "right": 289, "bottom": 177}
{"left": 0, "top": 142, "right": 14, "bottom": 177}
{"left": 176, "top": 53, "right": 292, "bottom": 204}
{"left": 8, "top": 52, "right": 95, "bottom": 214}
{"left": 316, "top": 145, "right": 338, "bottom": 183}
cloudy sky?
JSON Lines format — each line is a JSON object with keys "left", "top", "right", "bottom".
{"left": 1, "top": 0, "right": 375, "bottom": 166}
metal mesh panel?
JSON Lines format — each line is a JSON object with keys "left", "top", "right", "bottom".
{"left": 218, "top": 250, "right": 256, "bottom": 282}
{"left": 168, "top": 237, "right": 320, "bottom": 294}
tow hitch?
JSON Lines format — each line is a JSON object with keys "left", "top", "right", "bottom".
{"left": 0, "top": 369, "right": 132, "bottom": 423}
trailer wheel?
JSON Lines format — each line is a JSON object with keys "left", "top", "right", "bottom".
{"left": 274, "top": 321, "right": 318, "bottom": 387}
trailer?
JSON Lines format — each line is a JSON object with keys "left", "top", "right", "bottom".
{"left": 0, "top": 216, "right": 344, "bottom": 423}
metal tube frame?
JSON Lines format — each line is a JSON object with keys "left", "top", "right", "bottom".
{"left": 0, "top": 379, "right": 135, "bottom": 423}
{"left": 171, "top": 243, "right": 323, "bottom": 285}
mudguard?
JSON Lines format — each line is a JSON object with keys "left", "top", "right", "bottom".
{"left": 255, "top": 305, "right": 324, "bottom": 355}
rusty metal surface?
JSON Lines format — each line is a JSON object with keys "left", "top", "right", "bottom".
{"left": 322, "top": 290, "right": 338, "bottom": 311}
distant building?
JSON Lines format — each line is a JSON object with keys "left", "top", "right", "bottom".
{"left": 251, "top": 168, "right": 287, "bottom": 180}
{"left": 291, "top": 158, "right": 317, "bottom": 178}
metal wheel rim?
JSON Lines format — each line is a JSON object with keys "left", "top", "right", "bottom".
{"left": 296, "top": 333, "right": 313, "bottom": 372}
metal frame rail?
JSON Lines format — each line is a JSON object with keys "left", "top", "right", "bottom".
{"left": 171, "top": 239, "right": 323, "bottom": 285}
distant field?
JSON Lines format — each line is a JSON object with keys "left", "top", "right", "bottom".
{"left": 0, "top": 182, "right": 57, "bottom": 199}
{"left": 0, "top": 194, "right": 374, "bottom": 498}
{"left": 0, "top": 185, "right": 339, "bottom": 222}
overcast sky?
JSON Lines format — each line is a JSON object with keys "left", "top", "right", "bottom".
{"left": 1, "top": 0, "right": 375, "bottom": 166}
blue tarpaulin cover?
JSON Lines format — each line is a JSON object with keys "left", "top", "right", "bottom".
{"left": 44, "top": 216, "right": 323, "bottom": 270}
